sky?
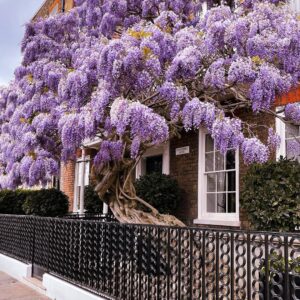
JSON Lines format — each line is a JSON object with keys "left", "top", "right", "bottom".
{"left": 0, "top": 0, "right": 43, "bottom": 86}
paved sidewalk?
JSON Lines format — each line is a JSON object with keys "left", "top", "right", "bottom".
{"left": 0, "top": 272, "right": 49, "bottom": 300}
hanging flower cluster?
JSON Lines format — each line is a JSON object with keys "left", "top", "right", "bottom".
{"left": 0, "top": 0, "right": 299, "bottom": 188}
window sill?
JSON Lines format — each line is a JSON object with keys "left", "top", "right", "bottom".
{"left": 193, "top": 218, "right": 240, "bottom": 227}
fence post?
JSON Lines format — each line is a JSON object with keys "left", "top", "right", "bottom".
{"left": 201, "top": 230, "right": 206, "bottom": 300}
{"left": 47, "top": 218, "right": 53, "bottom": 273}
{"left": 284, "top": 235, "right": 290, "bottom": 299}
{"left": 264, "top": 233, "right": 270, "bottom": 300}
{"left": 247, "top": 232, "right": 251, "bottom": 300}
{"left": 230, "top": 232, "right": 234, "bottom": 300}
{"left": 31, "top": 217, "right": 36, "bottom": 277}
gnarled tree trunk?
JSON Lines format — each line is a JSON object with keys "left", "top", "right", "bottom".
{"left": 91, "top": 160, "right": 185, "bottom": 226}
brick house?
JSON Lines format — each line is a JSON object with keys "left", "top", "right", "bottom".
{"left": 33, "top": 0, "right": 300, "bottom": 227}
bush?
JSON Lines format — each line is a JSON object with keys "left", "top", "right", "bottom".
{"left": 135, "top": 173, "right": 181, "bottom": 214}
{"left": 84, "top": 185, "right": 103, "bottom": 213}
{"left": 0, "top": 189, "right": 33, "bottom": 214}
{"left": 241, "top": 158, "right": 300, "bottom": 232}
{"left": 22, "top": 188, "right": 69, "bottom": 217}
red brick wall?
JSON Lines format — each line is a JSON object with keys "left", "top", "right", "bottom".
{"left": 61, "top": 161, "right": 76, "bottom": 212}
{"left": 61, "top": 148, "right": 98, "bottom": 211}
{"left": 170, "top": 131, "right": 199, "bottom": 226}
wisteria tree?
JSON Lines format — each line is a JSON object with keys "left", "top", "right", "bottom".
{"left": 0, "top": 0, "right": 299, "bottom": 225}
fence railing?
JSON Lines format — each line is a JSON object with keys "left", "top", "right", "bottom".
{"left": 0, "top": 214, "right": 299, "bottom": 300}
{"left": 62, "top": 212, "right": 116, "bottom": 222}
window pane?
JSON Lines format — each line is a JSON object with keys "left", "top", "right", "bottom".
{"left": 286, "top": 124, "right": 300, "bottom": 139}
{"left": 203, "top": 132, "right": 239, "bottom": 216}
{"left": 227, "top": 171, "right": 236, "bottom": 192}
{"left": 76, "top": 186, "right": 81, "bottom": 210}
{"left": 84, "top": 161, "right": 90, "bottom": 186}
{"left": 228, "top": 193, "right": 236, "bottom": 213}
{"left": 205, "top": 153, "right": 214, "bottom": 172}
{"left": 217, "top": 172, "right": 226, "bottom": 192}
{"left": 207, "top": 174, "right": 216, "bottom": 192}
{"left": 146, "top": 155, "right": 163, "bottom": 174}
{"left": 286, "top": 139, "right": 300, "bottom": 161}
{"left": 217, "top": 193, "right": 226, "bottom": 213}
{"left": 78, "top": 162, "right": 83, "bottom": 181}
{"left": 205, "top": 134, "right": 214, "bottom": 152}
{"left": 215, "top": 151, "right": 224, "bottom": 171}
{"left": 226, "top": 150, "right": 235, "bottom": 170}
{"left": 207, "top": 194, "right": 216, "bottom": 212}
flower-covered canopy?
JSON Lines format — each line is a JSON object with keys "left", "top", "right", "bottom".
{"left": 0, "top": 0, "right": 299, "bottom": 190}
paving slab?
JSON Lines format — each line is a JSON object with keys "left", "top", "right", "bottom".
{"left": 0, "top": 272, "right": 49, "bottom": 300}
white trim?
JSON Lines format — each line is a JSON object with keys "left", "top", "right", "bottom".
{"left": 73, "top": 155, "right": 91, "bottom": 213}
{"left": 290, "top": 0, "right": 300, "bottom": 13}
{"left": 276, "top": 110, "right": 286, "bottom": 160}
{"left": 0, "top": 254, "right": 106, "bottom": 300}
{"left": 83, "top": 137, "right": 101, "bottom": 149}
{"left": 135, "top": 142, "right": 170, "bottom": 178}
{"left": 195, "top": 128, "right": 240, "bottom": 225}
{"left": 79, "top": 148, "right": 86, "bottom": 214}
{"left": 43, "top": 274, "right": 107, "bottom": 300}
{"left": 73, "top": 161, "right": 79, "bottom": 212}
{"left": 276, "top": 113, "right": 300, "bottom": 161}
{"left": 0, "top": 254, "right": 32, "bottom": 281}
{"left": 194, "top": 218, "right": 241, "bottom": 227}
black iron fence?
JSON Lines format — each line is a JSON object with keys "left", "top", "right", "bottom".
{"left": 62, "top": 212, "right": 116, "bottom": 221}
{"left": 0, "top": 214, "right": 299, "bottom": 300}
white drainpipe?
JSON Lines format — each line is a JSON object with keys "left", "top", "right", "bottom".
{"left": 79, "top": 148, "right": 86, "bottom": 215}
{"left": 103, "top": 203, "right": 108, "bottom": 215}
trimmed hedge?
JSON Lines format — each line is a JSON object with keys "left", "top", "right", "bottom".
{"left": 241, "top": 158, "right": 300, "bottom": 232}
{"left": 22, "top": 188, "right": 69, "bottom": 217}
{"left": 0, "top": 189, "right": 33, "bottom": 215}
{"left": 135, "top": 173, "right": 181, "bottom": 215}
{"left": 84, "top": 185, "right": 103, "bottom": 213}
{"left": 0, "top": 188, "right": 69, "bottom": 217}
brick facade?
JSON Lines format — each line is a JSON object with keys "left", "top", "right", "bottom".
{"left": 170, "top": 131, "right": 199, "bottom": 225}
{"left": 168, "top": 111, "right": 275, "bottom": 228}
{"left": 60, "top": 161, "right": 76, "bottom": 212}
{"left": 31, "top": 0, "right": 292, "bottom": 227}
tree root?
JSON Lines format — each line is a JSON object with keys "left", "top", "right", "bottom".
{"left": 92, "top": 162, "right": 185, "bottom": 227}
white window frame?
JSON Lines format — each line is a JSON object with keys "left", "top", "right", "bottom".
{"left": 73, "top": 155, "right": 90, "bottom": 213}
{"left": 290, "top": 0, "right": 300, "bottom": 14}
{"left": 135, "top": 142, "right": 170, "bottom": 179}
{"left": 276, "top": 109, "right": 300, "bottom": 161}
{"left": 276, "top": 112, "right": 286, "bottom": 159}
{"left": 194, "top": 129, "right": 240, "bottom": 226}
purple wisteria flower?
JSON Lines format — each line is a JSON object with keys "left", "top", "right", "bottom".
{"left": 285, "top": 103, "right": 300, "bottom": 124}
{"left": 241, "top": 138, "right": 269, "bottom": 164}
{"left": 267, "top": 128, "right": 281, "bottom": 149}
{"left": 0, "top": 0, "right": 298, "bottom": 189}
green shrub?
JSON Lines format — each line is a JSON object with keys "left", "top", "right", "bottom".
{"left": 22, "top": 188, "right": 69, "bottom": 217}
{"left": 84, "top": 185, "right": 103, "bottom": 213}
{"left": 241, "top": 158, "right": 300, "bottom": 232}
{"left": 135, "top": 173, "right": 181, "bottom": 214}
{"left": 0, "top": 189, "right": 33, "bottom": 214}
